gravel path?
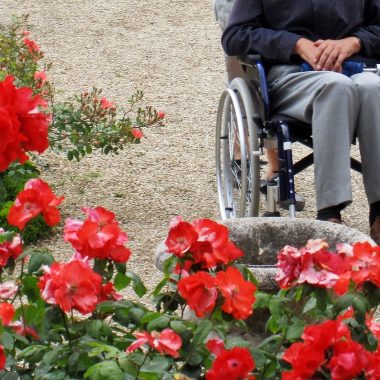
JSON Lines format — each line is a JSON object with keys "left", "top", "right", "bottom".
{"left": 0, "top": 1, "right": 370, "bottom": 290}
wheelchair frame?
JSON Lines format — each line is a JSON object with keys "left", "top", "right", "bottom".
{"left": 215, "top": 54, "right": 363, "bottom": 220}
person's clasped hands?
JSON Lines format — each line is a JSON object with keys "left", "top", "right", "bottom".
{"left": 294, "top": 37, "right": 361, "bottom": 72}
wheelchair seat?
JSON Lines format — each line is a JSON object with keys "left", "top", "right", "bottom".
{"left": 215, "top": 54, "right": 362, "bottom": 220}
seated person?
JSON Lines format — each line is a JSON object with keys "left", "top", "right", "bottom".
{"left": 221, "top": 0, "right": 380, "bottom": 243}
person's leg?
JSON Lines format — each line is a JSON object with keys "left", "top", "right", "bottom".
{"left": 268, "top": 65, "right": 360, "bottom": 216}
{"left": 351, "top": 72, "right": 380, "bottom": 242}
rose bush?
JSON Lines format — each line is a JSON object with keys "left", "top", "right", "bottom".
{"left": 0, "top": 15, "right": 165, "bottom": 163}
{"left": 2, "top": 13, "right": 380, "bottom": 380}
{"left": 0, "top": 15, "right": 164, "bottom": 243}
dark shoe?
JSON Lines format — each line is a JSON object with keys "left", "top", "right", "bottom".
{"left": 370, "top": 217, "right": 380, "bottom": 245}
{"left": 326, "top": 217, "right": 344, "bottom": 225}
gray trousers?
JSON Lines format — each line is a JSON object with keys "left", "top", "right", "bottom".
{"left": 268, "top": 65, "right": 380, "bottom": 211}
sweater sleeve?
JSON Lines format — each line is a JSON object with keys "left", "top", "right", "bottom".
{"left": 221, "top": 0, "right": 301, "bottom": 62}
{"left": 354, "top": 0, "right": 380, "bottom": 57}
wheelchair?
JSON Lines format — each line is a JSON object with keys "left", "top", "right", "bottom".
{"left": 215, "top": 55, "right": 365, "bottom": 220}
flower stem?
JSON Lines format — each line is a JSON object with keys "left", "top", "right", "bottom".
{"left": 60, "top": 308, "right": 73, "bottom": 351}
{"left": 135, "top": 349, "right": 149, "bottom": 379}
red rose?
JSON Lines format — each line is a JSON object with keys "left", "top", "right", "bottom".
{"left": 348, "top": 242, "right": 380, "bottom": 287}
{"left": 0, "top": 230, "right": 23, "bottom": 266}
{"left": 0, "top": 76, "right": 49, "bottom": 172}
{"left": 206, "top": 338, "right": 225, "bottom": 356}
{"left": 0, "top": 303, "right": 15, "bottom": 326}
{"left": 282, "top": 319, "right": 357, "bottom": 379}
{"left": 98, "top": 282, "right": 122, "bottom": 303}
{"left": 328, "top": 340, "right": 369, "bottom": 380}
{"left": 165, "top": 217, "right": 244, "bottom": 268}
{"left": 131, "top": 128, "right": 143, "bottom": 139}
{"left": 178, "top": 271, "right": 217, "bottom": 317}
{"left": 7, "top": 178, "right": 64, "bottom": 230}
{"left": 23, "top": 37, "right": 41, "bottom": 53}
{"left": 99, "top": 97, "right": 115, "bottom": 110}
{"left": 38, "top": 260, "right": 102, "bottom": 314}
{"left": 276, "top": 240, "right": 351, "bottom": 293}
{"left": 64, "top": 206, "right": 131, "bottom": 262}
{"left": 127, "top": 328, "right": 182, "bottom": 358}
{"left": 165, "top": 220, "right": 198, "bottom": 258}
{"left": 206, "top": 347, "right": 255, "bottom": 380}
{"left": 0, "top": 345, "right": 5, "bottom": 370}
{"left": 215, "top": 267, "right": 256, "bottom": 320}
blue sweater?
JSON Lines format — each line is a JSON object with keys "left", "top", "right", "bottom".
{"left": 221, "top": 0, "right": 380, "bottom": 64}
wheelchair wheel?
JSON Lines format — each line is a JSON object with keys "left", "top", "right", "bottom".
{"left": 216, "top": 77, "right": 261, "bottom": 219}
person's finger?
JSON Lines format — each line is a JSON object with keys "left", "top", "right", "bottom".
{"left": 314, "top": 39, "right": 324, "bottom": 47}
{"left": 332, "top": 53, "right": 345, "bottom": 72}
{"left": 316, "top": 46, "right": 334, "bottom": 70}
{"left": 323, "top": 49, "right": 339, "bottom": 70}
{"left": 314, "top": 42, "right": 328, "bottom": 64}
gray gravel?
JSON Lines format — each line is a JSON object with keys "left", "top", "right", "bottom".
{"left": 0, "top": 1, "right": 370, "bottom": 290}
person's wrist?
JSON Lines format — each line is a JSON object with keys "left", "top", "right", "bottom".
{"left": 350, "top": 36, "right": 362, "bottom": 54}
{"left": 293, "top": 37, "right": 307, "bottom": 55}
{"left": 354, "top": 36, "right": 363, "bottom": 52}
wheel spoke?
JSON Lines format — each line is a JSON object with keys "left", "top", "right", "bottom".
{"left": 216, "top": 78, "right": 263, "bottom": 219}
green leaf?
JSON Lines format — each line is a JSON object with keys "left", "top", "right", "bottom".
{"left": 84, "top": 361, "right": 124, "bottom": 380}
{"left": 140, "top": 356, "right": 170, "bottom": 373}
{"left": 114, "top": 273, "right": 132, "bottom": 291}
{"left": 334, "top": 293, "right": 370, "bottom": 322}
{"left": 141, "top": 312, "right": 162, "bottom": 325}
{"left": 86, "top": 320, "right": 113, "bottom": 341}
{"left": 169, "top": 320, "right": 188, "bottom": 335}
{"left": 1, "top": 331, "right": 14, "bottom": 350}
{"left": 2, "top": 373, "right": 19, "bottom": 380}
{"left": 186, "top": 348, "right": 204, "bottom": 366}
{"left": 302, "top": 298, "right": 317, "bottom": 314}
{"left": 138, "top": 373, "right": 160, "bottom": 380}
{"left": 286, "top": 317, "right": 306, "bottom": 341}
{"left": 251, "top": 348, "right": 267, "bottom": 370}
{"left": 87, "top": 342, "right": 120, "bottom": 359}
{"left": 147, "top": 315, "right": 170, "bottom": 332}
{"left": 22, "top": 275, "right": 40, "bottom": 302}
{"left": 314, "top": 288, "right": 329, "bottom": 311}
{"left": 115, "top": 262, "right": 126, "bottom": 275}
{"left": 0, "top": 231, "right": 15, "bottom": 244}
{"left": 257, "top": 334, "right": 282, "bottom": 350}
{"left": 17, "top": 345, "right": 48, "bottom": 363}
{"left": 28, "top": 251, "right": 54, "bottom": 274}
{"left": 254, "top": 292, "right": 272, "bottom": 309}
{"left": 125, "top": 271, "right": 147, "bottom": 298}
{"left": 152, "top": 276, "right": 169, "bottom": 297}
{"left": 162, "top": 255, "right": 176, "bottom": 275}
{"left": 192, "top": 320, "right": 213, "bottom": 346}
{"left": 363, "top": 282, "right": 380, "bottom": 308}
{"left": 0, "top": 179, "right": 8, "bottom": 203}
{"left": 226, "top": 336, "right": 251, "bottom": 349}
{"left": 268, "top": 296, "right": 285, "bottom": 320}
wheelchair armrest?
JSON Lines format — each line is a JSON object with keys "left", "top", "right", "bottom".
{"left": 235, "top": 55, "right": 270, "bottom": 120}
{"left": 237, "top": 54, "right": 262, "bottom": 67}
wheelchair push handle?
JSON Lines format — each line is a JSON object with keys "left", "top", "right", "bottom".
{"left": 301, "top": 61, "right": 380, "bottom": 76}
